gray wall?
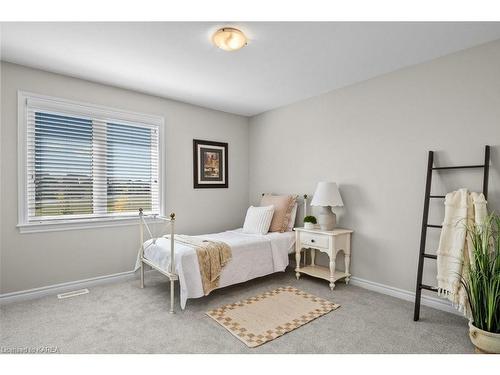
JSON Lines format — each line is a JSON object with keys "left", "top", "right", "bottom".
{"left": 248, "top": 40, "right": 500, "bottom": 293}
{"left": 2, "top": 39, "right": 500, "bottom": 297}
{"left": 0, "top": 62, "right": 249, "bottom": 294}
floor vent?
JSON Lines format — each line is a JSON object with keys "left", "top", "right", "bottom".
{"left": 57, "top": 289, "right": 89, "bottom": 299}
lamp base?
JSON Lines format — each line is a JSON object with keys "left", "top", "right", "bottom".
{"left": 318, "top": 206, "right": 336, "bottom": 231}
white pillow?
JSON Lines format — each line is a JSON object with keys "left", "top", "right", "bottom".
{"left": 287, "top": 203, "right": 298, "bottom": 231}
{"left": 242, "top": 205, "right": 275, "bottom": 234}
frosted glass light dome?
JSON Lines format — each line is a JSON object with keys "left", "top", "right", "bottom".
{"left": 212, "top": 28, "right": 247, "bottom": 51}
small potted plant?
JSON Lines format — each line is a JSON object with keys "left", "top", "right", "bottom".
{"left": 304, "top": 216, "right": 317, "bottom": 229}
{"left": 462, "top": 213, "right": 500, "bottom": 354}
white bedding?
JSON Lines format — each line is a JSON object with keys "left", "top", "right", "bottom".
{"left": 137, "top": 228, "right": 295, "bottom": 309}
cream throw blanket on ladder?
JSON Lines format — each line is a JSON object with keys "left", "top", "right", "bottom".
{"left": 436, "top": 188, "right": 487, "bottom": 316}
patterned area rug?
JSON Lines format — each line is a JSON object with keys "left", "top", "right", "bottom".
{"left": 206, "top": 286, "right": 340, "bottom": 347}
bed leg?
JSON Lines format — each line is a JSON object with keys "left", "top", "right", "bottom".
{"left": 140, "top": 261, "right": 145, "bottom": 289}
{"left": 169, "top": 279, "right": 175, "bottom": 314}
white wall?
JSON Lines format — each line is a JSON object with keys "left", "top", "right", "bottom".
{"left": 249, "top": 40, "right": 500, "bottom": 293}
{"left": 0, "top": 62, "right": 249, "bottom": 294}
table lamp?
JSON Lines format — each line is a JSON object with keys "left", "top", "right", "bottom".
{"left": 310, "top": 182, "right": 343, "bottom": 230}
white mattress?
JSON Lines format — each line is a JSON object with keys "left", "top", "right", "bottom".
{"left": 139, "top": 229, "right": 295, "bottom": 309}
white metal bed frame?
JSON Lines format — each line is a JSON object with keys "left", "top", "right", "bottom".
{"left": 138, "top": 208, "right": 177, "bottom": 313}
{"left": 138, "top": 194, "right": 309, "bottom": 313}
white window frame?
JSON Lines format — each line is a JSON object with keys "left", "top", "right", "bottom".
{"left": 17, "top": 91, "right": 165, "bottom": 233}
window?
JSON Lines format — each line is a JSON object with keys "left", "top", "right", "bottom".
{"left": 18, "top": 92, "right": 163, "bottom": 232}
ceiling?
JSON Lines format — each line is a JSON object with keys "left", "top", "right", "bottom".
{"left": 2, "top": 22, "right": 500, "bottom": 116}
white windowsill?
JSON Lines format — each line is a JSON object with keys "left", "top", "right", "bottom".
{"left": 17, "top": 216, "right": 143, "bottom": 234}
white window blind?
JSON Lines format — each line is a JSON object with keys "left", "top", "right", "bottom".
{"left": 25, "top": 101, "right": 160, "bottom": 223}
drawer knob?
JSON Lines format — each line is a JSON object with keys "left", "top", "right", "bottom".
{"left": 311, "top": 239, "right": 315, "bottom": 243}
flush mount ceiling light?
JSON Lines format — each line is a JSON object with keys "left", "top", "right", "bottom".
{"left": 212, "top": 27, "right": 247, "bottom": 51}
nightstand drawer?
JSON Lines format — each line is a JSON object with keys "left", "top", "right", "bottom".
{"left": 301, "top": 232, "right": 328, "bottom": 249}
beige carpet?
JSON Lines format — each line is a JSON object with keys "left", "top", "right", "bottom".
{"left": 206, "top": 286, "right": 340, "bottom": 347}
{"left": 1, "top": 271, "right": 473, "bottom": 353}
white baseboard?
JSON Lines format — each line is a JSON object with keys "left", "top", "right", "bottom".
{"left": 0, "top": 270, "right": 137, "bottom": 305}
{"left": 349, "top": 276, "right": 463, "bottom": 316}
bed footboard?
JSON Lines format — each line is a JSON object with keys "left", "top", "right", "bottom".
{"left": 139, "top": 208, "right": 177, "bottom": 313}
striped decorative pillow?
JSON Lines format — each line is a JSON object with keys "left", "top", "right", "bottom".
{"left": 242, "top": 205, "right": 275, "bottom": 234}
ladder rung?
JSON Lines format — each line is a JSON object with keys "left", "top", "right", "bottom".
{"left": 426, "top": 224, "right": 442, "bottom": 228}
{"left": 423, "top": 253, "right": 437, "bottom": 259}
{"left": 420, "top": 284, "right": 439, "bottom": 292}
{"left": 429, "top": 195, "right": 446, "bottom": 198}
{"left": 432, "top": 165, "right": 484, "bottom": 170}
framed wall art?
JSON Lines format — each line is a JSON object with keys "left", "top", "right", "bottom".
{"left": 193, "top": 139, "right": 228, "bottom": 189}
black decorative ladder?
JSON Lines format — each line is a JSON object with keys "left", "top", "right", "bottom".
{"left": 413, "top": 145, "right": 490, "bottom": 321}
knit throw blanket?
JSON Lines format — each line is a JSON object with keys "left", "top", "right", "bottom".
{"left": 436, "top": 188, "right": 487, "bottom": 316}
{"left": 174, "top": 235, "right": 232, "bottom": 296}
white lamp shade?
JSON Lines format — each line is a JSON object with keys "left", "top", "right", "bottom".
{"left": 310, "top": 182, "right": 344, "bottom": 207}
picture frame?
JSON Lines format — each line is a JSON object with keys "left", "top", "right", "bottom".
{"left": 193, "top": 139, "right": 228, "bottom": 189}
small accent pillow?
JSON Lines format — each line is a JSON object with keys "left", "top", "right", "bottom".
{"left": 242, "top": 205, "right": 275, "bottom": 235}
{"left": 261, "top": 194, "right": 298, "bottom": 232}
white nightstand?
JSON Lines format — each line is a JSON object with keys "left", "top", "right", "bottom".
{"left": 294, "top": 227, "right": 353, "bottom": 290}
